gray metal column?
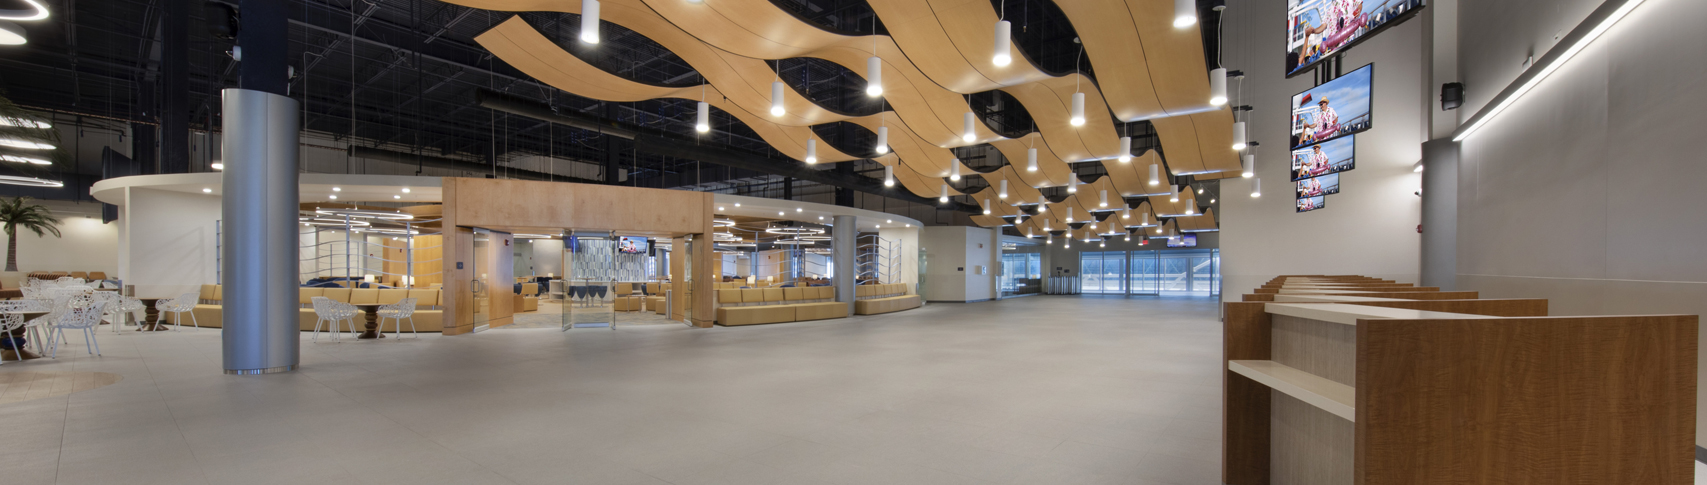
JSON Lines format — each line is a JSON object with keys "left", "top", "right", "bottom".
{"left": 833, "top": 215, "right": 856, "bottom": 315}
{"left": 1420, "top": 138, "right": 1459, "bottom": 290}
{"left": 220, "top": 88, "right": 300, "bottom": 374}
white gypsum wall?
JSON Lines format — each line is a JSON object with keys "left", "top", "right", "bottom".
{"left": 1217, "top": 0, "right": 1427, "bottom": 300}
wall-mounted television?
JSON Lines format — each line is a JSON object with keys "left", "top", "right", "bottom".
{"left": 1291, "top": 136, "right": 1355, "bottom": 181}
{"left": 1167, "top": 234, "right": 1197, "bottom": 248}
{"left": 618, "top": 236, "right": 648, "bottom": 254}
{"left": 1286, "top": 0, "right": 1427, "bottom": 78}
{"left": 1291, "top": 64, "right": 1373, "bottom": 150}
{"left": 1297, "top": 195, "right": 1327, "bottom": 213}
{"left": 1296, "top": 173, "right": 1341, "bottom": 198}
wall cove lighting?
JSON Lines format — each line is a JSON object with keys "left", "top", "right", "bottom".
{"left": 579, "top": 0, "right": 600, "bottom": 44}
{"left": 1453, "top": 0, "right": 1648, "bottom": 142}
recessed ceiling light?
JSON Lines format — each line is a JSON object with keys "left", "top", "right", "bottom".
{"left": 718, "top": 206, "right": 725, "bottom": 211}
{"left": 401, "top": 188, "right": 411, "bottom": 193}
{"left": 201, "top": 188, "right": 212, "bottom": 193}
{"left": 329, "top": 195, "right": 338, "bottom": 200}
{"left": 332, "top": 187, "right": 341, "bottom": 192}
{"left": 733, "top": 202, "right": 741, "bottom": 207}
{"left": 394, "top": 195, "right": 402, "bottom": 199}
{"left": 795, "top": 207, "right": 803, "bottom": 212}
{"left": 210, "top": 162, "right": 224, "bottom": 170}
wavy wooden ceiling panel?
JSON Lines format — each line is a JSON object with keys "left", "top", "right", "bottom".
{"left": 1175, "top": 208, "right": 1219, "bottom": 232}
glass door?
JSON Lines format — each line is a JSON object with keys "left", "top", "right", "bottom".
{"left": 1129, "top": 251, "right": 1160, "bottom": 295}
{"left": 471, "top": 229, "right": 491, "bottom": 329}
{"left": 563, "top": 233, "right": 616, "bottom": 330}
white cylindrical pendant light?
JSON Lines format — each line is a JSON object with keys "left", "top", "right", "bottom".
{"left": 1026, "top": 148, "right": 1038, "bottom": 172}
{"left": 865, "top": 56, "right": 883, "bottom": 97}
{"left": 983, "top": 198, "right": 991, "bottom": 215}
{"left": 1099, "top": 190, "right": 1108, "bottom": 208}
{"left": 1251, "top": 178, "right": 1262, "bottom": 198}
{"left": 1067, "top": 176, "right": 1078, "bottom": 193}
{"left": 1185, "top": 204, "right": 1194, "bottom": 215}
{"left": 1037, "top": 195, "right": 1048, "bottom": 211}
{"left": 883, "top": 165, "right": 894, "bottom": 187}
{"left": 770, "top": 81, "right": 785, "bottom": 117}
{"left": 1209, "top": 68, "right": 1228, "bottom": 106}
{"left": 694, "top": 101, "right": 710, "bottom": 133}
{"left": 940, "top": 184, "right": 949, "bottom": 203}
{"left": 962, "top": 111, "right": 977, "bottom": 143}
{"left": 1148, "top": 164, "right": 1160, "bottom": 186}
{"left": 1174, "top": 0, "right": 1197, "bottom": 28}
{"left": 805, "top": 139, "right": 818, "bottom": 164}
{"left": 1069, "top": 92, "right": 1086, "bottom": 127}
{"left": 1170, "top": 184, "right": 1180, "bottom": 202}
{"left": 992, "top": 20, "right": 1012, "bottom": 67}
{"left": 875, "top": 126, "right": 889, "bottom": 154}
{"left": 1232, "top": 121, "right": 1248, "bottom": 150}
{"left": 1118, "top": 136, "right": 1132, "bottom": 163}
{"left": 950, "top": 161, "right": 961, "bottom": 181}
{"left": 1066, "top": 206, "right": 1074, "bottom": 223}
{"left": 580, "top": 0, "right": 601, "bottom": 44}
{"left": 1141, "top": 211, "right": 1150, "bottom": 225}
{"left": 1242, "top": 153, "right": 1255, "bottom": 178}
{"left": 998, "top": 179, "right": 1008, "bottom": 199}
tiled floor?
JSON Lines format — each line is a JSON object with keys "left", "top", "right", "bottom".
{"left": 0, "top": 295, "right": 1225, "bottom": 485}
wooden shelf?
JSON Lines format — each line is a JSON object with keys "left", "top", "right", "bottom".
{"left": 1229, "top": 360, "right": 1355, "bottom": 422}
{"left": 1264, "top": 303, "right": 1498, "bottom": 326}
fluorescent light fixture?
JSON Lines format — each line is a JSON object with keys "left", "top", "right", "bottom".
{"left": 865, "top": 56, "right": 883, "bottom": 97}
{"left": 695, "top": 101, "right": 710, "bottom": 133}
{"left": 1174, "top": 0, "right": 1197, "bottom": 28}
{"left": 579, "top": 0, "right": 600, "bottom": 44}
{"left": 0, "top": 175, "right": 61, "bottom": 187}
{"left": 0, "top": 137, "right": 53, "bottom": 149}
{"left": 1209, "top": 68, "right": 1228, "bottom": 106}
{"left": 1069, "top": 92, "right": 1086, "bottom": 126}
{"left": 962, "top": 112, "right": 977, "bottom": 143}
{"left": 0, "top": 1, "right": 48, "bottom": 21}
{"left": 1454, "top": 0, "right": 1647, "bottom": 142}
{"left": 0, "top": 154, "right": 49, "bottom": 165}
{"left": 0, "top": 115, "right": 48, "bottom": 129}
{"left": 992, "top": 20, "right": 1012, "bottom": 66}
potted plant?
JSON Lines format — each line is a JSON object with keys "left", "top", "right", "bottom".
{"left": 0, "top": 196, "right": 61, "bottom": 273}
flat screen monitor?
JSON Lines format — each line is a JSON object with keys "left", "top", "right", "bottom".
{"left": 1286, "top": 0, "right": 1427, "bottom": 77}
{"left": 1296, "top": 173, "right": 1341, "bottom": 198}
{"left": 617, "top": 236, "right": 648, "bottom": 254}
{"left": 1291, "top": 136, "right": 1355, "bottom": 181}
{"left": 1167, "top": 234, "right": 1197, "bottom": 248}
{"left": 1291, "top": 64, "right": 1373, "bottom": 150}
{"left": 1297, "top": 195, "right": 1327, "bottom": 213}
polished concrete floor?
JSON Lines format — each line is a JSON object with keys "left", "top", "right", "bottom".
{"left": 0, "top": 295, "right": 1227, "bottom": 485}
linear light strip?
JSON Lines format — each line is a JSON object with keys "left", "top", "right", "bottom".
{"left": 1452, "top": 0, "right": 1646, "bottom": 142}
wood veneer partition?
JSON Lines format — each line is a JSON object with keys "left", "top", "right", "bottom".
{"left": 1223, "top": 299, "right": 1697, "bottom": 484}
{"left": 1242, "top": 291, "right": 1480, "bottom": 302}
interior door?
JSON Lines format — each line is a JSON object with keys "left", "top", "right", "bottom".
{"left": 471, "top": 228, "right": 490, "bottom": 328}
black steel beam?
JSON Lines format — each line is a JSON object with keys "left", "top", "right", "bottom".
{"left": 346, "top": 145, "right": 604, "bottom": 185}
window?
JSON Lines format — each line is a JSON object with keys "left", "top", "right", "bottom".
{"left": 1078, "top": 251, "right": 1127, "bottom": 294}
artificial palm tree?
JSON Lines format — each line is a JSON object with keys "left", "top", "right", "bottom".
{"left": 0, "top": 197, "right": 61, "bottom": 272}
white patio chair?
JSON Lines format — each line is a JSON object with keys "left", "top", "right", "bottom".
{"left": 51, "top": 300, "right": 107, "bottom": 358}
{"left": 155, "top": 292, "right": 200, "bottom": 330}
{"left": 378, "top": 297, "right": 418, "bottom": 339}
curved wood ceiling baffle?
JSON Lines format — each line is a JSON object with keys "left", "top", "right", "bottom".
{"left": 455, "top": 0, "right": 988, "bottom": 199}
{"left": 1148, "top": 189, "right": 1200, "bottom": 217}
{"left": 1124, "top": 200, "right": 1159, "bottom": 228}
{"left": 473, "top": 17, "right": 859, "bottom": 164}
{"left": 1175, "top": 208, "right": 1219, "bottom": 232}
{"left": 637, "top": 0, "right": 1004, "bottom": 147}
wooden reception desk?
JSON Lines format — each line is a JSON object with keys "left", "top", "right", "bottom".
{"left": 1224, "top": 280, "right": 1696, "bottom": 484}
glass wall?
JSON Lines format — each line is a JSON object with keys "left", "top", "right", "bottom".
{"left": 1079, "top": 249, "right": 1220, "bottom": 296}
{"left": 1000, "top": 252, "right": 1042, "bottom": 296}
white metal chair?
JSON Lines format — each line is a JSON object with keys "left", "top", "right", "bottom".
{"left": 24, "top": 294, "right": 72, "bottom": 356}
{"left": 87, "top": 292, "right": 123, "bottom": 330}
{"left": 0, "top": 299, "right": 49, "bottom": 364}
{"left": 156, "top": 292, "right": 200, "bottom": 330}
{"left": 51, "top": 300, "right": 107, "bottom": 358}
{"left": 311, "top": 296, "right": 357, "bottom": 341}
{"left": 114, "top": 296, "right": 145, "bottom": 334}
{"left": 378, "top": 297, "right": 418, "bottom": 339}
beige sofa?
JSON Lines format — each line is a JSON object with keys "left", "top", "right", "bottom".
{"left": 188, "top": 284, "right": 445, "bottom": 332}
{"left": 853, "top": 283, "right": 921, "bottom": 315}
{"left": 714, "top": 286, "right": 846, "bottom": 326}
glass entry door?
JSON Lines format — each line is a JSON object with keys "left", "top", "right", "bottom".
{"left": 563, "top": 233, "right": 616, "bottom": 330}
{"left": 471, "top": 229, "right": 492, "bottom": 329}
